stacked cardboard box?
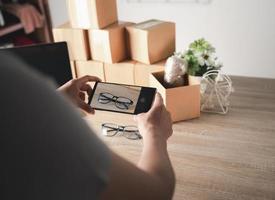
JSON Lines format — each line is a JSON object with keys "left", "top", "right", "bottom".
{"left": 135, "top": 61, "right": 166, "bottom": 87}
{"left": 67, "top": 0, "right": 118, "bottom": 29}
{"left": 52, "top": 0, "right": 175, "bottom": 84}
{"left": 51, "top": 0, "right": 201, "bottom": 122}
{"left": 53, "top": 0, "right": 120, "bottom": 80}
{"left": 127, "top": 20, "right": 175, "bottom": 64}
{"left": 75, "top": 60, "right": 105, "bottom": 81}
{"left": 88, "top": 21, "right": 134, "bottom": 64}
{"left": 53, "top": 23, "right": 90, "bottom": 61}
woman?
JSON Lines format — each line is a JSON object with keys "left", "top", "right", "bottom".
{"left": 1, "top": 54, "right": 175, "bottom": 199}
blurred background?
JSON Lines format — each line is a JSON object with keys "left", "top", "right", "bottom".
{"left": 49, "top": 0, "right": 275, "bottom": 79}
{"left": 1, "top": 0, "right": 274, "bottom": 78}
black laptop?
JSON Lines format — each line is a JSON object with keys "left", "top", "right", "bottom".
{"left": 0, "top": 42, "right": 72, "bottom": 86}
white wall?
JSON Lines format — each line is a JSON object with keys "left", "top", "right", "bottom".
{"left": 48, "top": 0, "right": 68, "bottom": 27}
{"left": 48, "top": 0, "right": 275, "bottom": 78}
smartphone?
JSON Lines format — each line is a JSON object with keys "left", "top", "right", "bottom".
{"left": 88, "top": 82, "right": 156, "bottom": 115}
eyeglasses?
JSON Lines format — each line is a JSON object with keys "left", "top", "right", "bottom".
{"left": 98, "top": 92, "right": 134, "bottom": 110}
{"left": 101, "top": 123, "right": 142, "bottom": 140}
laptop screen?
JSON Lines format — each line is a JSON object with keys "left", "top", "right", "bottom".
{"left": 0, "top": 42, "right": 72, "bottom": 86}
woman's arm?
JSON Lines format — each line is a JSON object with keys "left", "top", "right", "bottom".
{"left": 2, "top": 2, "right": 44, "bottom": 33}
{"left": 58, "top": 77, "right": 175, "bottom": 199}
{"left": 101, "top": 93, "right": 175, "bottom": 200}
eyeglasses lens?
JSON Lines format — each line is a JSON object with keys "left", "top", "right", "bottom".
{"left": 99, "top": 93, "right": 113, "bottom": 104}
{"left": 102, "top": 123, "right": 119, "bottom": 137}
{"left": 116, "top": 97, "right": 133, "bottom": 110}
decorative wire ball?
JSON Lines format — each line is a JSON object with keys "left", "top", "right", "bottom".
{"left": 200, "top": 70, "right": 234, "bottom": 114}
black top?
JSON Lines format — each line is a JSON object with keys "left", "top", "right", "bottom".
{"left": 0, "top": 54, "right": 111, "bottom": 200}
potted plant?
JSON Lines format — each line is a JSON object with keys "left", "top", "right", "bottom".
{"left": 149, "top": 38, "right": 222, "bottom": 122}
{"left": 163, "top": 38, "right": 222, "bottom": 86}
{"left": 180, "top": 38, "right": 223, "bottom": 84}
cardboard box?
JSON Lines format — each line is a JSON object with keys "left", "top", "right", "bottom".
{"left": 70, "top": 61, "right": 77, "bottom": 79}
{"left": 104, "top": 60, "right": 135, "bottom": 85}
{"left": 126, "top": 19, "right": 175, "bottom": 64}
{"left": 75, "top": 60, "right": 105, "bottom": 81}
{"left": 67, "top": 0, "right": 118, "bottom": 29}
{"left": 53, "top": 23, "right": 90, "bottom": 61}
{"left": 150, "top": 71, "right": 200, "bottom": 122}
{"left": 134, "top": 60, "right": 165, "bottom": 87}
{"left": 89, "top": 22, "right": 133, "bottom": 64}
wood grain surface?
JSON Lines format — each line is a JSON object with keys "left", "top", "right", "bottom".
{"left": 84, "top": 76, "right": 275, "bottom": 200}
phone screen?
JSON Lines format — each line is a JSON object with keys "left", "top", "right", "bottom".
{"left": 89, "top": 82, "right": 156, "bottom": 114}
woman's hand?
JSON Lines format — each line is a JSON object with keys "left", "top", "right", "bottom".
{"left": 5, "top": 3, "right": 44, "bottom": 34}
{"left": 58, "top": 75, "right": 101, "bottom": 114}
{"left": 135, "top": 93, "right": 173, "bottom": 143}
{"left": 101, "top": 94, "right": 175, "bottom": 200}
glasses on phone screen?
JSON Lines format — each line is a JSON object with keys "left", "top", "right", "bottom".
{"left": 98, "top": 92, "right": 134, "bottom": 110}
{"left": 101, "top": 123, "right": 142, "bottom": 140}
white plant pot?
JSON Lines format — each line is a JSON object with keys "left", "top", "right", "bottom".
{"left": 188, "top": 75, "right": 202, "bottom": 85}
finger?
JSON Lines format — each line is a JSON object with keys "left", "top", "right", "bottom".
{"left": 77, "top": 99, "right": 94, "bottom": 114}
{"left": 20, "top": 13, "right": 28, "bottom": 33}
{"left": 28, "top": 6, "right": 38, "bottom": 28}
{"left": 39, "top": 15, "right": 45, "bottom": 27}
{"left": 80, "top": 84, "right": 92, "bottom": 95}
{"left": 33, "top": 7, "right": 44, "bottom": 27}
{"left": 156, "top": 93, "right": 164, "bottom": 104}
{"left": 77, "top": 75, "right": 102, "bottom": 85}
{"left": 135, "top": 113, "right": 146, "bottom": 123}
{"left": 25, "top": 11, "right": 35, "bottom": 33}
{"left": 148, "top": 93, "right": 163, "bottom": 114}
{"left": 22, "top": 6, "right": 35, "bottom": 33}
{"left": 30, "top": 6, "right": 42, "bottom": 28}
{"left": 20, "top": 12, "right": 30, "bottom": 33}
{"left": 79, "top": 92, "right": 85, "bottom": 101}
{"left": 33, "top": 8, "right": 44, "bottom": 28}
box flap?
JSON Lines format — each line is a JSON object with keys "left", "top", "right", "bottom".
{"left": 134, "top": 19, "right": 164, "bottom": 30}
{"left": 151, "top": 71, "right": 188, "bottom": 89}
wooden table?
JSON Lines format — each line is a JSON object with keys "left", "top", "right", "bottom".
{"left": 84, "top": 76, "right": 275, "bottom": 200}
